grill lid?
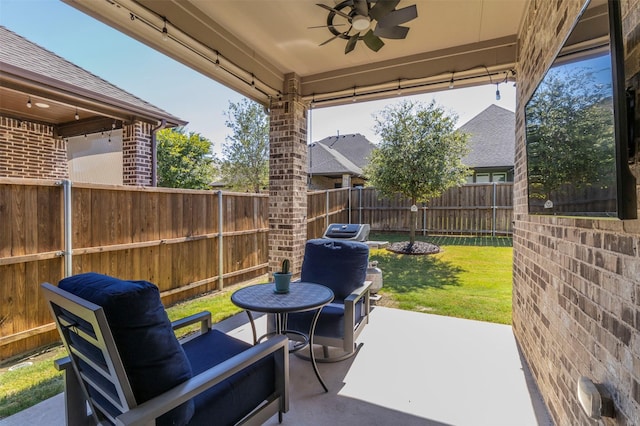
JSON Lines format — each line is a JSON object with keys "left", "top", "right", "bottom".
{"left": 325, "top": 224, "right": 361, "bottom": 237}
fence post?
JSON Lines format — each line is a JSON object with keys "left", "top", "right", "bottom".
{"left": 492, "top": 183, "right": 497, "bottom": 237}
{"left": 423, "top": 204, "right": 427, "bottom": 236}
{"left": 59, "top": 179, "right": 73, "bottom": 277}
{"left": 348, "top": 187, "right": 352, "bottom": 224}
{"left": 326, "top": 190, "right": 330, "bottom": 229}
{"left": 218, "top": 190, "right": 224, "bottom": 291}
{"left": 358, "top": 186, "right": 363, "bottom": 224}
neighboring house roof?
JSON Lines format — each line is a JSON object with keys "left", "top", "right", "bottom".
{"left": 308, "top": 133, "right": 375, "bottom": 177}
{"left": 0, "top": 26, "right": 186, "bottom": 127}
{"left": 459, "top": 104, "right": 515, "bottom": 169}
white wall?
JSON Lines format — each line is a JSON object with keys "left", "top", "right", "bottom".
{"left": 67, "top": 130, "right": 123, "bottom": 185}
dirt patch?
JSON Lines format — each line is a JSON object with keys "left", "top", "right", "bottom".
{"left": 386, "top": 241, "right": 441, "bottom": 255}
{"left": 373, "top": 294, "right": 399, "bottom": 309}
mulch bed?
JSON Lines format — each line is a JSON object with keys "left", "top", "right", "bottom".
{"left": 386, "top": 241, "right": 441, "bottom": 255}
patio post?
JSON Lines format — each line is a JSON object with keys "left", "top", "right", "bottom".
{"left": 268, "top": 73, "right": 308, "bottom": 277}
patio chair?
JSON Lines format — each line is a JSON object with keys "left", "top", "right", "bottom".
{"left": 287, "top": 238, "right": 371, "bottom": 362}
{"left": 41, "top": 272, "right": 288, "bottom": 426}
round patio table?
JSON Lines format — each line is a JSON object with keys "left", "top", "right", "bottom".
{"left": 231, "top": 282, "right": 334, "bottom": 392}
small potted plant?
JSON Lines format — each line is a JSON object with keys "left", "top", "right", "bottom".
{"left": 274, "top": 259, "right": 292, "bottom": 293}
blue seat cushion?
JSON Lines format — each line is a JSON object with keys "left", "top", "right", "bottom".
{"left": 58, "top": 272, "right": 194, "bottom": 426}
{"left": 183, "top": 330, "right": 276, "bottom": 426}
{"left": 301, "top": 239, "right": 369, "bottom": 302}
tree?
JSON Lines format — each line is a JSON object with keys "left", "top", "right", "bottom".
{"left": 525, "top": 66, "right": 615, "bottom": 203}
{"left": 220, "top": 99, "right": 269, "bottom": 192}
{"left": 364, "top": 100, "right": 470, "bottom": 244}
{"left": 156, "top": 127, "right": 216, "bottom": 189}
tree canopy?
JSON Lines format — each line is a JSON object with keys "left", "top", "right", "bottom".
{"left": 525, "top": 66, "right": 615, "bottom": 202}
{"left": 156, "top": 127, "right": 216, "bottom": 189}
{"left": 220, "top": 99, "right": 269, "bottom": 192}
{"left": 365, "top": 100, "right": 470, "bottom": 242}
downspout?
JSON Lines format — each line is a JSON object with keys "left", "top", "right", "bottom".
{"left": 151, "top": 119, "right": 167, "bottom": 187}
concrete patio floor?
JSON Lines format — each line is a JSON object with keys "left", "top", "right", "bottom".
{"left": 1, "top": 306, "right": 553, "bottom": 426}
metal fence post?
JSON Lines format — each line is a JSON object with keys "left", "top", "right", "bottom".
{"left": 492, "top": 182, "right": 497, "bottom": 237}
{"left": 326, "top": 190, "right": 330, "bottom": 229}
{"left": 358, "top": 186, "right": 363, "bottom": 224}
{"left": 60, "top": 179, "right": 73, "bottom": 277}
{"left": 348, "top": 186, "right": 352, "bottom": 224}
{"left": 218, "top": 190, "right": 224, "bottom": 291}
{"left": 423, "top": 204, "right": 427, "bottom": 236}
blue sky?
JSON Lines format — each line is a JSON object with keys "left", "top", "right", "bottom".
{"left": 0, "top": 0, "right": 515, "bottom": 156}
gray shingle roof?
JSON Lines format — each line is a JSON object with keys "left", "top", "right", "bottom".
{"left": 459, "top": 104, "right": 515, "bottom": 168}
{"left": 308, "top": 133, "right": 375, "bottom": 176}
{"left": 0, "top": 26, "right": 185, "bottom": 124}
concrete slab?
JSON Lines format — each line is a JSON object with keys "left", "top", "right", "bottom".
{"left": 1, "top": 307, "right": 553, "bottom": 426}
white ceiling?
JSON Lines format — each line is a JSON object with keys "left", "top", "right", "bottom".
{"left": 62, "top": 0, "right": 528, "bottom": 106}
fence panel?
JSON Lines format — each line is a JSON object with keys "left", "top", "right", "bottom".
{"left": 222, "top": 193, "right": 269, "bottom": 287}
{"left": 306, "top": 188, "right": 350, "bottom": 240}
{"left": 0, "top": 180, "right": 269, "bottom": 360}
{"left": 351, "top": 184, "right": 513, "bottom": 235}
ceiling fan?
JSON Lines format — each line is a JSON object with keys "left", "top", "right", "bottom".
{"left": 313, "top": 0, "right": 418, "bottom": 54}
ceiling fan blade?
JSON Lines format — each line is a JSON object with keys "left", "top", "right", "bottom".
{"left": 316, "top": 3, "right": 351, "bottom": 20}
{"left": 376, "top": 5, "right": 417, "bottom": 28}
{"left": 319, "top": 33, "right": 342, "bottom": 46}
{"left": 369, "top": 0, "right": 401, "bottom": 21}
{"left": 345, "top": 34, "right": 359, "bottom": 54}
{"left": 374, "top": 25, "right": 409, "bottom": 39}
{"left": 308, "top": 23, "right": 348, "bottom": 29}
{"left": 353, "top": 0, "right": 369, "bottom": 17}
{"left": 362, "top": 30, "right": 384, "bottom": 52}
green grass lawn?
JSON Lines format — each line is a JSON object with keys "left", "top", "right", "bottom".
{"left": 0, "top": 234, "right": 512, "bottom": 418}
{"left": 370, "top": 233, "right": 513, "bottom": 325}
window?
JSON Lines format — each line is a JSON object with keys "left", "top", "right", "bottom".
{"left": 475, "top": 173, "right": 490, "bottom": 183}
{"left": 492, "top": 173, "right": 507, "bottom": 182}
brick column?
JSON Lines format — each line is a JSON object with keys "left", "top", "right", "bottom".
{"left": 123, "top": 121, "right": 153, "bottom": 186}
{"left": 269, "top": 73, "right": 308, "bottom": 277}
{"left": 0, "top": 116, "right": 68, "bottom": 179}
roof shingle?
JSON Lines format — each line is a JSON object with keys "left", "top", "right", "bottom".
{"left": 459, "top": 104, "right": 515, "bottom": 168}
{"left": 308, "top": 133, "right": 375, "bottom": 176}
{"left": 0, "top": 25, "right": 184, "bottom": 124}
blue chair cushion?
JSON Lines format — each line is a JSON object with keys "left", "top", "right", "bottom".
{"left": 58, "top": 272, "right": 194, "bottom": 426}
{"left": 301, "top": 239, "right": 369, "bottom": 302}
{"left": 183, "top": 330, "right": 276, "bottom": 426}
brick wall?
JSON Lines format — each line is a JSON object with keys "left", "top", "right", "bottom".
{"left": 0, "top": 116, "right": 68, "bottom": 179}
{"left": 0, "top": 116, "right": 154, "bottom": 185}
{"left": 123, "top": 121, "right": 153, "bottom": 186}
{"left": 268, "top": 73, "right": 308, "bottom": 276}
{"left": 514, "top": 0, "right": 640, "bottom": 424}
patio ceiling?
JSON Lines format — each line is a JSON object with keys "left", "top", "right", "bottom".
{"left": 61, "top": 0, "right": 527, "bottom": 107}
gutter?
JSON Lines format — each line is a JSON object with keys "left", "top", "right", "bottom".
{"left": 151, "top": 119, "right": 167, "bottom": 187}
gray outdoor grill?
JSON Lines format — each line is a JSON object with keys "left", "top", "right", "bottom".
{"left": 322, "top": 223, "right": 370, "bottom": 242}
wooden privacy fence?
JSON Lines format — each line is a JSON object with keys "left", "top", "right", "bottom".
{"left": 1, "top": 180, "right": 512, "bottom": 360}
{"left": 0, "top": 178, "right": 268, "bottom": 360}
{"left": 306, "top": 188, "right": 350, "bottom": 240}
{"left": 350, "top": 184, "right": 514, "bottom": 236}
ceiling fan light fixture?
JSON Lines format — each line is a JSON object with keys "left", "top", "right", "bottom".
{"left": 315, "top": 1, "right": 417, "bottom": 54}
{"left": 352, "top": 15, "right": 370, "bottom": 31}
